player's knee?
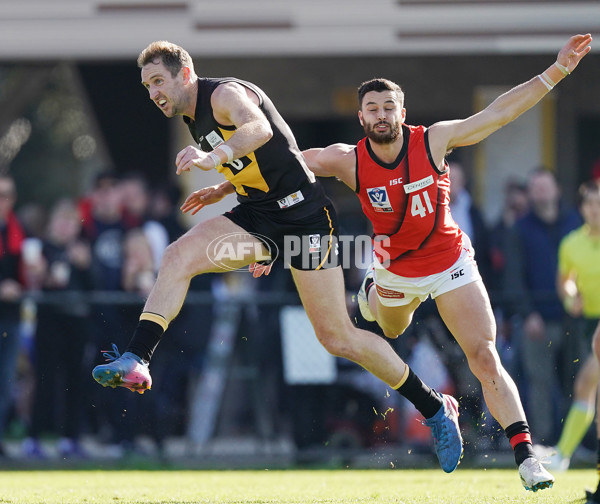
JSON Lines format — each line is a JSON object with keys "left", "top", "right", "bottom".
{"left": 467, "top": 340, "right": 502, "bottom": 380}
{"left": 380, "top": 322, "right": 403, "bottom": 339}
{"left": 160, "top": 239, "right": 194, "bottom": 277}
{"left": 314, "top": 325, "right": 352, "bottom": 358}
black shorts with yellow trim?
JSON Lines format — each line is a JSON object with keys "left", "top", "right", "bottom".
{"left": 223, "top": 201, "right": 340, "bottom": 271}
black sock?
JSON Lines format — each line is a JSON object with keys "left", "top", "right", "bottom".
{"left": 125, "top": 319, "right": 165, "bottom": 363}
{"left": 396, "top": 368, "right": 443, "bottom": 419}
{"left": 505, "top": 421, "right": 535, "bottom": 466}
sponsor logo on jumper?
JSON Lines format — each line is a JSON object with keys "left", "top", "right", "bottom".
{"left": 404, "top": 175, "right": 434, "bottom": 194}
{"left": 366, "top": 186, "right": 393, "bottom": 212}
{"left": 277, "top": 190, "right": 304, "bottom": 209}
{"left": 205, "top": 131, "right": 224, "bottom": 149}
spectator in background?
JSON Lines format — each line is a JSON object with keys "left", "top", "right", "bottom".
{"left": 149, "top": 183, "right": 187, "bottom": 244}
{"left": 448, "top": 162, "right": 493, "bottom": 286}
{"left": 0, "top": 173, "right": 26, "bottom": 457}
{"left": 80, "top": 171, "right": 126, "bottom": 291}
{"left": 503, "top": 168, "right": 581, "bottom": 444}
{"left": 487, "top": 178, "right": 530, "bottom": 384}
{"left": 22, "top": 199, "right": 93, "bottom": 458}
{"left": 119, "top": 172, "right": 169, "bottom": 272}
{"left": 81, "top": 171, "right": 138, "bottom": 451}
{"left": 121, "top": 228, "right": 156, "bottom": 297}
{"left": 489, "top": 179, "right": 529, "bottom": 294}
{"left": 534, "top": 180, "right": 600, "bottom": 471}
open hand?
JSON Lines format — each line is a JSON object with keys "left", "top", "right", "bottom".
{"left": 249, "top": 262, "right": 273, "bottom": 278}
{"left": 557, "top": 33, "right": 592, "bottom": 73}
{"left": 180, "top": 185, "right": 227, "bottom": 215}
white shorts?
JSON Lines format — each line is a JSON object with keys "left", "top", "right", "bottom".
{"left": 373, "top": 242, "right": 481, "bottom": 307}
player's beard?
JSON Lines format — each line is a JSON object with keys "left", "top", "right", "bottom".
{"left": 364, "top": 120, "right": 401, "bottom": 144}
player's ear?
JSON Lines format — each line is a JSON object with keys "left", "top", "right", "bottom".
{"left": 181, "top": 66, "right": 191, "bottom": 82}
{"left": 358, "top": 110, "right": 364, "bottom": 126}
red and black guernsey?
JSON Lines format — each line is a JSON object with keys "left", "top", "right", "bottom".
{"left": 184, "top": 77, "right": 326, "bottom": 216}
{"left": 356, "top": 124, "right": 463, "bottom": 277}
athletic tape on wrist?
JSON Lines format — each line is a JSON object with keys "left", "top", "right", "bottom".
{"left": 554, "top": 61, "right": 570, "bottom": 76}
{"left": 537, "top": 74, "right": 553, "bottom": 92}
{"left": 218, "top": 144, "right": 234, "bottom": 163}
{"left": 208, "top": 151, "right": 221, "bottom": 169}
{"left": 541, "top": 71, "right": 556, "bottom": 88}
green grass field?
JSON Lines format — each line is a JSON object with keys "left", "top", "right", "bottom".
{"left": 0, "top": 469, "right": 595, "bottom": 504}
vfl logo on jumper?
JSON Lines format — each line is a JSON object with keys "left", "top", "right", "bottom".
{"left": 203, "top": 130, "right": 250, "bottom": 173}
{"left": 367, "top": 186, "right": 393, "bottom": 212}
{"left": 207, "top": 232, "right": 278, "bottom": 272}
{"left": 308, "top": 234, "right": 321, "bottom": 253}
{"left": 278, "top": 191, "right": 304, "bottom": 209}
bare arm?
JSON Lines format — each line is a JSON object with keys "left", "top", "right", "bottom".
{"left": 428, "top": 33, "right": 592, "bottom": 166}
{"left": 180, "top": 181, "right": 236, "bottom": 215}
{"left": 175, "top": 82, "right": 273, "bottom": 174}
{"left": 303, "top": 144, "right": 357, "bottom": 191}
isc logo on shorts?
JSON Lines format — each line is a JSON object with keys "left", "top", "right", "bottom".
{"left": 450, "top": 268, "right": 465, "bottom": 280}
{"left": 367, "top": 186, "right": 393, "bottom": 212}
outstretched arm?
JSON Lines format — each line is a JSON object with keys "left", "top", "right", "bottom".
{"left": 428, "top": 33, "right": 592, "bottom": 166}
{"left": 302, "top": 143, "right": 358, "bottom": 190}
{"left": 180, "top": 181, "right": 235, "bottom": 215}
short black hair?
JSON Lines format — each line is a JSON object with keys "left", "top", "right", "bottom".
{"left": 357, "top": 78, "right": 404, "bottom": 108}
{"left": 578, "top": 179, "right": 600, "bottom": 206}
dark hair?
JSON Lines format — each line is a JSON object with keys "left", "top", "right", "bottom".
{"left": 357, "top": 78, "right": 404, "bottom": 108}
{"left": 93, "top": 170, "right": 119, "bottom": 189}
{"left": 527, "top": 166, "right": 557, "bottom": 184}
{"left": 578, "top": 179, "right": 600, "bottom": 206}
{"left": 137, "top": 41, "right": 194, "bottom": 78}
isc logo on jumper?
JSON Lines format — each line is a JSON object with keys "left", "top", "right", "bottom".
{"left": 367, "top": 186, "right": 393, "bottom": 212}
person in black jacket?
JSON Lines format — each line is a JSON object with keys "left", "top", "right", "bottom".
{"left": 503, "top": 168, "right": 582, "bottom": 444}
{"left": 448, "top": 162, "right": 493, "bottom": 286}
{"left": 0, "top": 174, "right": 26, "bottom": 458}
{"left": 22, "top": 199, "right": 93, "bottom": 458}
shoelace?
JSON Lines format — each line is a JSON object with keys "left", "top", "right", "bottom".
{"left": 101, "top": 343, "right": 121, "bottom": 362}
{"left": 433, "top": 418, "right": 451, "bottom": 449}
{"left": 422, "top": 414, "right": 451, "bottom": 449}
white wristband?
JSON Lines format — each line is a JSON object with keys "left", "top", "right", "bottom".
{"left": 541, "top": 71, "right": 556, "bottom": 88}
{"left": 208, "top": 151, "right": 221, "bottom": 169}
{"left": 217, "top": 144, "right": 234, "bottom": 163}
{"left": 554, "top": 61, "right": 570, "bottom": 76}
{"left": 537, "top": 74, "right": 553, "bottom": 92}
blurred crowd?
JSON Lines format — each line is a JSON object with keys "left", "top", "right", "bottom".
{"left": 0, "top": 162, "right": 598, "bottom": 464}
